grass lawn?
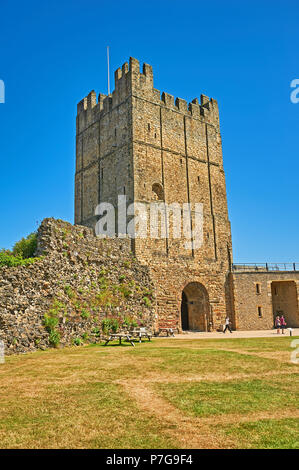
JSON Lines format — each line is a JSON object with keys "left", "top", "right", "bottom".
{"left": 0, "top": 336, "right": 298, "bottom": 449}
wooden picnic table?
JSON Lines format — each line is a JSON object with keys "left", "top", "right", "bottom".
{"left": 157, "top": 327, "right": 175, "bottom": 337}
{"left": 130, "top": 328, "right": 152, "bottom": 343}
{"left": 104, "top": 333, "right": 135, "bottom": 347}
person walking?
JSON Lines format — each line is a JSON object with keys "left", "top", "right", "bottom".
{"left": 223, "top": 316, "right": 232, "bottom": 333}
{"left": 280, "top": 315, "right": 287, "bottom": 334}
{"left": 275, "top": 315, "right": 281, "bottom": 334}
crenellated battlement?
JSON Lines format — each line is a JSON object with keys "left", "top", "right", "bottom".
{"left": 76, "top": 57, "right": 219, "bottom": 128}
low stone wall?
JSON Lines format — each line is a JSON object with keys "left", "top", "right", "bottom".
{"left": 0, "top": 219, "right": 156, "bottom": 355}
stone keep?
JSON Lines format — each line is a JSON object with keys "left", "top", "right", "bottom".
{"left": 75, "top": 57, "right": 233, "bottom": 331}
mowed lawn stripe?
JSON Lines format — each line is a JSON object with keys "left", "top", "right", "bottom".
{"left": 218, "top": 418, "right": 299, "bottom": 449}
{"left": 0, "top": 382, "right": 177, "bottom": 449}
{"left": 154, "top": 373, "right": 299, "bottom": 417}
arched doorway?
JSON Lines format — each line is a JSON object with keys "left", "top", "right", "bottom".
{"left": 181, "top": 282, "right": 210, "bottom": 331}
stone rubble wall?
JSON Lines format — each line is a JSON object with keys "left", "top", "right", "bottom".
{"left": 0, "top": 218, "right": 156, "bottom": 355}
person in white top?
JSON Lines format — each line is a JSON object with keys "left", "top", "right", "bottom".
{"left": 223, "top": 316, "right": 233, "bottom": 333}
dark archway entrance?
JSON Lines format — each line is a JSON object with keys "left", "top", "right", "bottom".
{"left": 181, "top": 282, "right": 210, "bottom": 331}
{"left": 181, "top": 291, "right": 189, "bottom": 330}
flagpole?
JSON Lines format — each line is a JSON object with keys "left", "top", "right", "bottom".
{"left": 107, "top": 46, "right": 110, "bottom": 95}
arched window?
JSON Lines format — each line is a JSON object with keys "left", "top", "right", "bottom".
{"left": 152, "top": 183, "right": 164, "bottom": 201}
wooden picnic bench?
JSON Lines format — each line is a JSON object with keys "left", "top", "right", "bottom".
{"left": 104, "top": 333, "right": 135, "bottom": 347}
{"left": 130, "top": 327, "right": 152, "bottom": 343}
{"left": 157, "top": 327, "right": 175, "bottom": 337}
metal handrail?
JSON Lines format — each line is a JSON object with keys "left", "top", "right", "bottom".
{"left": 232, "top": 263, "right": 298, "bottom": 272}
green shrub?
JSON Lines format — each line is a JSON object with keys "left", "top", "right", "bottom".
{"left": 13, "top": 232, "right": 37, "bottom": 259}
{"left": 143, "top": 296, "right": 151, "bottom": 307}
{"left": 81, "top": 309, "right": 90, "bottom": 319}
{"left": 51, "top": 299, "right": 65, "bottom": 313}
{"left": 118, "top": 285, "right": 132, "bottom": 298}
{"left": 96, "top": 292, "right": 105, "bottom": 303}
{"left": 0, "top": 250, "right": 39, "bottom": 268}
{"left": 101, "top": 318, "right": 119, "bottom": 334}
{"left": 82, "top": 332, "right": 89, "bottom": 341}
{"left": 122, "top": 317, "right": 130, "bottom": 329}
{"left": 64, "top": 284, "right": 74, "bottom": 298}
{"left": 43, "top": 301, "right": 62, "bottom": 348}
{"left": 0, "top": 232, "right": 40, "bottom": 268}
{"left": 91, "top": 327, "right": 101, "bottom": 337}
{"left": 73, "top": 338, "right": 82, "bottom": 346}
{"left": 49, "top": 330, "right": 60, "bottom": 347}
{"left": 101, "top": 319, "right": 110, "bottom": 334}
{"left": 143, "top": 289, "right": 153, "bottom": 297}
{"left": 110, "top": 318, "right": 119, "bottom": 333}
{"left": 98, "top": 277, "right": 108, "bottom": 289}
{"left": 43, "top": 314, "right": 59, "bottom": 333}
{"left": 122, "top": 317, "right": 138, "bottom": 329}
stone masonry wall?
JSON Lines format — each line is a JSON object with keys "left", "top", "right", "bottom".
{"left": 129, "top": 58, "right": 233, "bottom": 331}
{"left": 149, "top": 260, "right": 232, "bottom": 331}
{"left": 0, "top": 219, "right": 156, "bottom": 355}
{"left": 131, "top": 58, "right": 232, "bottom": 267}
{"left": 75, "top": 57, "right": 234, "bottom": 332}
{"left": 75, "top": 63, "right": 135, "bottom": 230}
{"left": 233, "top": 271, "right": 299, "bottom": 329}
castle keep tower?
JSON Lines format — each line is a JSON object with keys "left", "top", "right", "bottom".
{"left": 75, "top": 57, "right": 233, "bottom": 331}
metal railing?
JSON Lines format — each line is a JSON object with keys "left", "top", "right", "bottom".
{"left": 232, "top": 263, "right": 298, "bottom": 273}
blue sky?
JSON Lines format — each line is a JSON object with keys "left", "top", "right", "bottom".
{"left": 0, "top": 0, "right": 298, "bottom": 261}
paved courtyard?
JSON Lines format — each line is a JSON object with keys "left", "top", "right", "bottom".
{"left": 166, "top": 328, "right": 299, "bottom": 339}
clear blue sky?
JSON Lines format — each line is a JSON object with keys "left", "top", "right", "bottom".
{"left": 0, "top": 0, "right": 298, "bottom": 262}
